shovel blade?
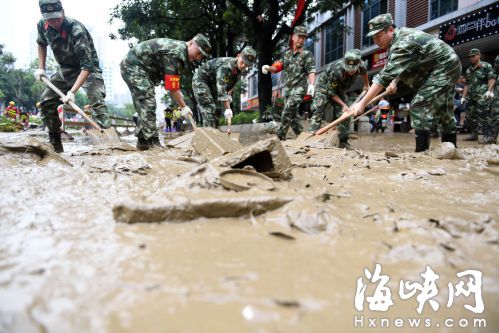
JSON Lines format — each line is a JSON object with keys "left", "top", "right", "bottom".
{"left": 85, "top": 128, "right": 122, "bottom": 145}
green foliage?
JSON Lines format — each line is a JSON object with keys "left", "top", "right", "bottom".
{"left": 0, "top": 50, "right": 44, "bottom": 110}
{"left": 29, "top": 115, "right": 42, "bottom": 125}
{"left": 0, "top": 116, "right": 23, "bottom": 132}
{"left": 74, "top": 91, "right": 89, "bottom": 109}
{"left": 107, "top": 103, "right": 135, "bottom": 119}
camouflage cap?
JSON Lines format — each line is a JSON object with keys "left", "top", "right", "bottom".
{"left": 39, "top": 0, "right": 63, "bottom": 20}
{"left": 192, "top": 34, "right": 212, "bottom": 58}
{"left": 344, "top": 49, "right": 362, "bottom": 72}
{"left": 366, "top": 13, "right": 394, "bottom": 37}
{"left": 240, "top": 46, "right": 256, "bottom": 65}
{"left": 468, "top": 48, "right": 480, "bottom": 57}
{"left": 293, "top": 26, "right": 308, "bottom": 37}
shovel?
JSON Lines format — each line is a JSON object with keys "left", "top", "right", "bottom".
{"left": 40, "top": 75, "right": 121, "bottom": 145}
{"left": 297, "top": 90, "right": 367, "bottom": 142}
{"left": 311, "top": 89, "right": 392, "bottom": 138}
{"left": 186, "top": 113, "right": 198, "bottom": 131}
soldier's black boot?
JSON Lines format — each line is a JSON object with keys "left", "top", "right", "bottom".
{"left": 149, "top": 135, "right": 164, "bottom": 149}
{"left": 49, "top": 131, "right": 64, "bottom": 153}
{"left": 463, "top": 131, "right": 478, "bottom": 141}
{"left": 441, "top": 132, "right": 457, "bottom": 148}
{"left": 136, "top": 132, "right": 150, "bottom": 151}
{"left": 338, "top": 137, "right": 352, "bottom": 150}
{"left": 415, "top": 130, "right": 430, "bottom": 152}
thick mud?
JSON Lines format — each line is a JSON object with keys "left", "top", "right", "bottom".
{"left": 0, "top": 131, "right": 498, "bottom": 333}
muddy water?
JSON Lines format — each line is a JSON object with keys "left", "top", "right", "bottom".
{"left": 0, "top": 131, "right": 498, "bottom": 333}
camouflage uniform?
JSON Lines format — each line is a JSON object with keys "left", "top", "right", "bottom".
{"left": 193, "top": 58, "right": 241, "bottom": 127}
{"left": 372, "top": 27, "right": 461, "bottom": 136}
{"left": 37, "top": 16, "right": 110, "bottom": 132}
{"left": 275, "top": 43, "right": 316, "bottom": 139}
{"left": 493, "top": 55, "right": 499, "bottom": 142}
{"left": 464, "top": 59, "right": 495, "bottom": 139}
{"left": 120, "top": 38, "right": 189, "bottom": 140}
{"left": 309, "top": 57, "right": 367, "bottom": 142}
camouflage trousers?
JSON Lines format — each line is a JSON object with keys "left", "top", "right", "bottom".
{"left": 40, "top": 69, "right": 109, "bottom": 132}
{"left": 409, "top": 56, "right": 461, "bottom": 134}
{"left": 276, "top": 86, "right": 305, "bottom": 139}
{"left": 192, "top": 78, "right": 218, "bottom": 128}
{"left": 493, "top": 86, "right": 499, "bottom": 136}
{"left": 309, "top": 90, "right": 350, "bottom": 141}
{"left": 120, "top": 59, "right": 158, "bottom": 140}
{"left": 466, "top": 93, "right": 494, "bottom": 135}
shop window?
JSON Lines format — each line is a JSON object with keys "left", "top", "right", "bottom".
{"left": 249, "top": 75, "right": 258, "bottom": 98}
{"left": 362, "top": 0, "right": 388, "bottom": 48}
{"left": 325, "top": 17, "right": 344, "bottom": 64}
{"left": 430, "top": 0, "right": 458, "bottom": 20}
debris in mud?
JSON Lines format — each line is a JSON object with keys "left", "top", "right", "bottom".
{"left": 0, "top": 136, "right": 72, "bottom": 166}
{"left": 385, "top": 151, "right": 399, "bottom": 158}
{"left": 165, "top": 132, "right": 195, "bottom": 149}
{"left": 192, "top": 127, "right": 242, "bottom": 160}
{"left": 282, "top": 201, "right": 337, "bottom": 235}
{"left": 89, "top": 154, "right": 151, "bottom": 175}
{"left": 113, "top": 193, "right": 295, "bottom": 223}
{"left": 219, "top": 169, "right": 275, "bottom": 191}
{"left": 432, "top": 142, "right": 464, "bottom": 160}
{"left": 177, "top": 156, "right": 208, "bottom": 164}
{"left": 213, "top": 137, "right": 292, "bottom": 180}
{"left": 433, "top": 215, "right": 498, "bottom": 242}
{"left": 273, "top": 299, "right": 301, "bottom": 308}
{"left": 269, "top": 231, "right": 296, "bottom": 240}
{"left": 72, "top": 142, "right": 137, "bottom": 155}
{"left": 427, "top": 167, "right": 446, "bottom": 176}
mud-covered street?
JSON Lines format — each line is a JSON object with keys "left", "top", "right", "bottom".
{"left": 0, "top": 130, "right": 498, "bottom": 333}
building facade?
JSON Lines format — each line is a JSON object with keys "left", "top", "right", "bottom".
{"left": 241, "top": 0, "right": 499, "bottom": 110}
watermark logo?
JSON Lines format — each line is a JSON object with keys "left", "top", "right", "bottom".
{"left": 353, "top": 264, "right": 486, "bottom": 329}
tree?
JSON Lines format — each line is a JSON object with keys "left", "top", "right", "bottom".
{"left": 0, "top": 51, "right": 44, "bottom": 110}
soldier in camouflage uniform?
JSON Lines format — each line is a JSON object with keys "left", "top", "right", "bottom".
{"left": 350, "top": 14, "right": 461, "bottom": 152}
{"left": 308, "top": 49, "right": 370, "bottom": 148}
{"left": 193, "top": 47, "right": 256, "bottom": 127}
{"left": 461, "top": 49, "right": 496, "bottom": 143}
{"left": 34, "top": 0, "right": 110, "bottom": 153}
{"left": 262, "top": 26, "right": 316, "bottom": 140}
{"left": 492, "top": 55, "right": 499, "bottom": 144}
{"left": 120, "top": 34, "right": 211, "bottom": 150}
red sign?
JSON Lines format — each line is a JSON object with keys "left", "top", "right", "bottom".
{"left": 164, "top": 75, "right": 180, "bottom": 91}
{"left": 372, "top": 49, "right": 388, "bottom": 70}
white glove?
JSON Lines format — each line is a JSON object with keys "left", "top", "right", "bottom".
{"left": 61, "top": 91, "right": 75, "bottom": 104}
{"left": 180, "top": 105, "right": 193, "bottom": 117}
{"left": 262, "top": 65, "right": 271, "bottom": 74}
{"left": 224, "top": 109, "right": 233, "bottom": 118}
{"left": 460, "top": 97, "right": 466, "bottom": 105}
{"left": 485, "top": 91, "right": 494, "bottom": 99}
{"left": 306, "top": 84, "right": 315, "bottom": 97}
{"left": 34, "top": 69, "right": 45, "bottom": 81}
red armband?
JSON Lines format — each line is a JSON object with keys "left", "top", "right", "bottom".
{"left": 272, "top": 61, "right": 284, "bottom": 73}
{"left": 164, "top": 75, "right": 181, "bottom": 91}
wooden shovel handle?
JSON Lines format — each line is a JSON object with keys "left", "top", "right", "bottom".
{"left": 227, "top": 116, "right": 232, "bottom": 136}
{"left": 314, "top": 89, "right": 392, "bottom": 136}
{"left": 40, "top": 75, "right": 102, "bottom": 130}
{"left": 187, "top": 114, "right": 197, "bottom": 131}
